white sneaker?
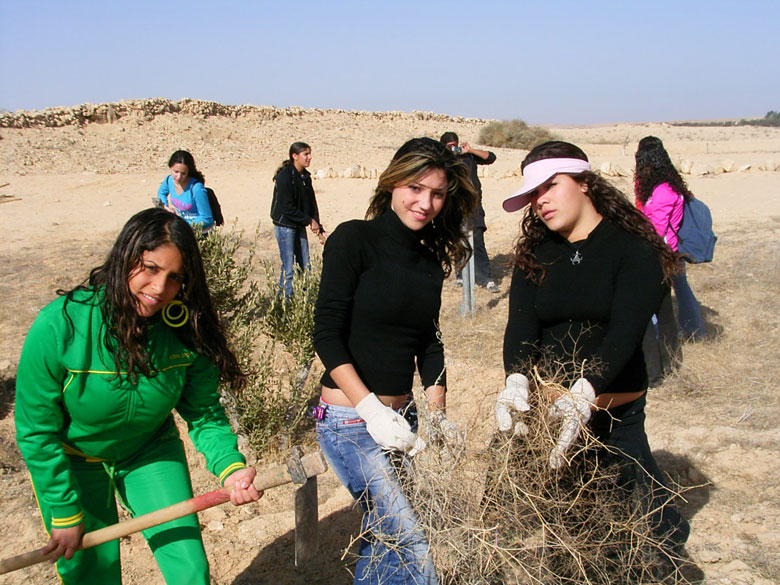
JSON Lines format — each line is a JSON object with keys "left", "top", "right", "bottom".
{"left": 485, "top": 281, "right": 499, "bottom": 293}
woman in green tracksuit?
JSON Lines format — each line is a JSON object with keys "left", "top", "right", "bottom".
{"left": 15, "top": 208, "right": 262, "bottom": 584}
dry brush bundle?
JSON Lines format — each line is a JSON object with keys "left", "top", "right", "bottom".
{"left": 398, "top": 363, "right": 688, "bottom": 585}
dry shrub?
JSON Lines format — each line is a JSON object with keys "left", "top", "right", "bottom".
{"left": 399, "top": 370, "right": 689, "bottom": 585}
{"left": 478, "top": 120, "right": 557, "bottom": 150}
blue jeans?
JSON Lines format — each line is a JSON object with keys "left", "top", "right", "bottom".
{"left": 274, "top": 225, "right": 310, "bottom": 298}
{"left": 673, "top": 262, "right": 706, "bottom": 340}
{"left": 316, "top": 401, "right": 438, "bottom": 585}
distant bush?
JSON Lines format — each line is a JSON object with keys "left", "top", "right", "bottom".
{"left": 750, "top": 110, "right": 780, "bottom": 127}
{"left": 478, "top": 119, "right": 556, "bottom": 150}
{"left": 672, "top": 110, "right": 780, "bottom": 128}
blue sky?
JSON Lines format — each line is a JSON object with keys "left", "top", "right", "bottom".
{"left": 1, "top": 0, "right": 778, "bottom": 124}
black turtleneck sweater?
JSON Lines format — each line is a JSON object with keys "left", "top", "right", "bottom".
{"left": 503, "top": 220, "right": 667, "bottom": 395}
{"left": 314, "top": 210, "right": 446, "bottom": 396}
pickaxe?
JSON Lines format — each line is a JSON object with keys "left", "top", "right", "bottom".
{"left": 0, "top": 447, "right": 327, "bottom": 574}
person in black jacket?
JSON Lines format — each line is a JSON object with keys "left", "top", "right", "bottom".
{"left": 440, "top": 132, "right": 498, "bottom": 292}
{"left": 498, "top": 141, "right": 689, "bottom": 574}
{"left": 314, "top": 137, "right": 476, "bottom": 585}
{"left": 270, "top": 142, "right": 323, "bottom": 298}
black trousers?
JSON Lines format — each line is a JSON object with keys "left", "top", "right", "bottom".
{"left": 590, "top": 394, "right": 690, "bottom": 554}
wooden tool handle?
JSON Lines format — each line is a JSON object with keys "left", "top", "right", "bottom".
{"left": 0, "top": 451, "right": 328, "bottom": 575}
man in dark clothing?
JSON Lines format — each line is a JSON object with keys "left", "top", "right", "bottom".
{"left": 440, "top": 132, "right": 498, "bottom": 292}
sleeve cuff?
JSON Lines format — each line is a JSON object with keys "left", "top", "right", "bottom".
{"left": 50, "top": 507, "right": 85, "bottom": 529}
{"left": 216, "top": 457, "right": 247, "bottom": 485}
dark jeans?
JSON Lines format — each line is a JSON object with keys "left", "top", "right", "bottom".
{"left": 673, "top": 262, "right": 706, "bottom": 340}
{"left": 642, "top": 290, "right": 682, "bottom": 387}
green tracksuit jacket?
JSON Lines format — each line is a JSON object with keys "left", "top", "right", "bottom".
{"left": 15, "top": 288, "right": 246, "bottom": 529}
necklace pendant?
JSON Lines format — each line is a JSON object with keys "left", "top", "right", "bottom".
{"left": 570, "top": 250, "right": 583, "bottom": 265}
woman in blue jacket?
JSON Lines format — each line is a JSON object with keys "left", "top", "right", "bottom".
{"left": 158, "top": 150, "right": 214, "bottom": 233}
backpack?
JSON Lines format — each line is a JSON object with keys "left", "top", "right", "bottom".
{"left": 675, "top": 197, "right": 716, "bottom": 263}
{"left": 205, "top": 187, "right": 224, "bottom": 226}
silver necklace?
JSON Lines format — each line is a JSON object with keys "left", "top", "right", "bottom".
{"left": 570, "top": 249, "right": 583, "bottom": 265}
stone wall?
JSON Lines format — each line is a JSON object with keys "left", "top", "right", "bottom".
{"left": 0, "top": 98, "right": 486, "bottom": 129}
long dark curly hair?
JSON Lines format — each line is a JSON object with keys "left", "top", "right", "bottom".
{"left": 62, "top": 208, "right": 245, "bottom": 389}
{"left": 511, "top": 141, "right": 678, "bottom": 284}
{"left": 365, "top": 137, "right": 477, "bottom": 276}
{"left": 634, "top": 136, "right": 693, "bottom": 204}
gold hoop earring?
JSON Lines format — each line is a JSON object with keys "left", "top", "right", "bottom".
{"left": 162, "top": 300, "right": 189, "bottom": 328}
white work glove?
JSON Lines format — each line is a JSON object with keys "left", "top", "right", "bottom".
{"left": 355, "top": 393, "right": 417, "bottom": 452}
{"left": 547, "top": 378, "right": 596, "bottom": 469}
{"left": 495, "top": 373, "right": 531, "bottom": 435}
{"left": 410, "top": 410, "right": 465, "bottom": 458}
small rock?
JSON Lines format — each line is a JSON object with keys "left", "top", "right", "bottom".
{"left": 206, "top": 520, "right": 223, "bottom": 532}
{"left": 201, "top": 507, "right": 227, "bottom": 523}
{"left": 697, "top": 548, "right": 722, "bottom": 563}
{"left": 613, "top": 165, "right": 631, "bottom": 177}
{"left": 104, "top": 200, "right": 112, "bottom": 206}
{"left": 687, "top": 466, "right": 704, "bottom": 484}
{"left": 722, "top": 559, "right": 751, "bottom": 574}
{"left": 345, "top": 164, "right": 362, "bottom": 178}
{"left": 236, "top": 516, "right": 266, "bottom": 543}
{"left": 756, "top": 531, "right": 780, "bottom": 547}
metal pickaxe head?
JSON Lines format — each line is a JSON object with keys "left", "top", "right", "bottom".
{"left": 287, "top": 446, "right": 325, "bottom": 566}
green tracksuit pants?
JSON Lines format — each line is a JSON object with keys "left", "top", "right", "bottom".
{"left": 33, "top": 434, "right": 210, "bottom": 585}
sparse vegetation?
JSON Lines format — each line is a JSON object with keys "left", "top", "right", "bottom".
{"left": 478, "top": 119, "right": 557, "bottom": 150}
{"left": 199, "top": 225, "right": 321, "bottom": 457}
{"left": 672, "top": 110, "right": 780, "bottom": 127}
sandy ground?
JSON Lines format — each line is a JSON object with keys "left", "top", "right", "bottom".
{"left": 0, "top": 104, "right": 779, "bottom": 584}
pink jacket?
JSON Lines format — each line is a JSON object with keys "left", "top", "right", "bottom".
{"left": 640, "top": 183, "right": 684, "bottom": 252}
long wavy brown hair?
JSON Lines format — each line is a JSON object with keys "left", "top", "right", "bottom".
{"left": 62, "top": 208, "right": 246, "bottom": 389}
{"left": 365, "top": 137, "right": 477, "bottom": 276}
{"left": 511, "top": 141, "right": 679, "bottom": 284}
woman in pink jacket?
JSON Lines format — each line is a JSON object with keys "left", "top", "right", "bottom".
{"left": 635, "top": 136, "right": 706, "bottom": 342}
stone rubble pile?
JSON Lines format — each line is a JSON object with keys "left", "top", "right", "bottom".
{"left": 0, "top": 98, "right": 485, "bottom": 129}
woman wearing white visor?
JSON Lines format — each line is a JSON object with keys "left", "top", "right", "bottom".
{"left": 497, "top": 141, "right": 689, "bottom": 571}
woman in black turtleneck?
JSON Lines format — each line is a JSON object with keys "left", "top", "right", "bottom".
{"left": 313, "top": 138, "right": 476, "bottom": 585}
